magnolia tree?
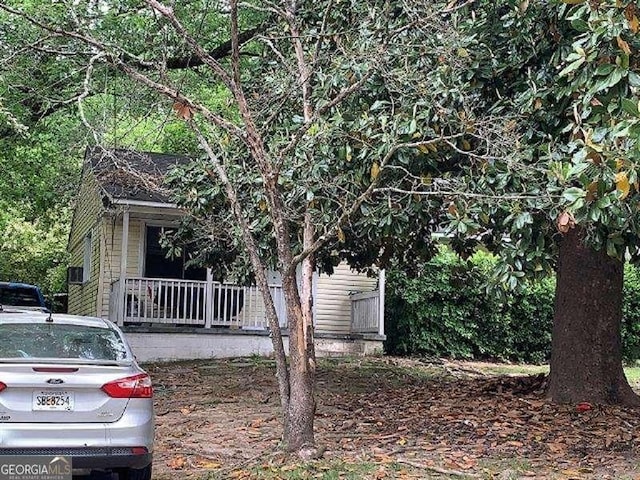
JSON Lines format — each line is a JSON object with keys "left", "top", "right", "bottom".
{"left": 0, "top": 0, "right": 514, "bottom": 453}
{"left": 421, "top": 0, "right": 640, "bottom": 405}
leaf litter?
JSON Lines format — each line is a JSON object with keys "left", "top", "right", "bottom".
{"left": 147, "top": 357, "right": 640, "bottom": 479}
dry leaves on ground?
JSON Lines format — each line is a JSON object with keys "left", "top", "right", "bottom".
{"left": 147, "top": 357, "right": 640, "bottom": 479}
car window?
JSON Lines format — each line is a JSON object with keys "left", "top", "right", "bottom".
{"left": 0, "top": 286, "right": 42, "bottom": 307}
{"left": 0, "top": 323, "right": 128, "bottom": 361}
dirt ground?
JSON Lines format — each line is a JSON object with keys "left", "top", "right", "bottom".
{"left": 146, "top": 357, "right": 640, "bottom": 479}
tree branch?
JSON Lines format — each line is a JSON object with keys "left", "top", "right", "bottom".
{"left": 164, "top": 25, "right": 264, "bottom": 69}
{"left": 291, "top": 134, "right": 467, "bottom": 266}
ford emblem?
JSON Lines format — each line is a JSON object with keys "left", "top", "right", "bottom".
{"left": 46, "top": 379, "right": 64, "bottom": 385}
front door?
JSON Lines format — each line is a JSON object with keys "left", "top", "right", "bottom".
{"left": 144, "top": 226, "right": 206, "bottom": 280}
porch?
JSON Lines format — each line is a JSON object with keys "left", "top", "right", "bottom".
{"left": 108, "top": 276, "right": 384, "bottom": 336}
{"left": 102, "top": 209, "right": 385, "bottom": 360}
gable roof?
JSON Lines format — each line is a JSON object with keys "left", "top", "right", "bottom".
{"left": 85, "top": 146, "right": 192, "bottom": 205}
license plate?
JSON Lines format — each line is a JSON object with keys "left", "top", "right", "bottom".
{"left": 32, "top": 391, "right": 74, "bottom": 411}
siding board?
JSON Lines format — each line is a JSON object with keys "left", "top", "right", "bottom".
{"left": 314, "top": 263, "right": 377, "bottom": 334}
{"left": 67, "top": 167, "right": 104, "bottom": 316}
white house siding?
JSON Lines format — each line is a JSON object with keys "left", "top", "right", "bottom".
{"left": 233, "top": 287, "right": 265, "bottom": 327}
{"left": 67, "top": 170, "right": 104, "bottom": 317}
{"left": 97, "top": 217, "right": 143, "bottom": 317}
{"left": 314, "top": 263, "right": 377, "bottom": 334}
{"left": 98, "top": 213, "right": 186, "bottom": 317}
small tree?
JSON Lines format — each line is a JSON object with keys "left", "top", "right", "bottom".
{"left": 0, "top": 0, "right": 505, "bottom": 453}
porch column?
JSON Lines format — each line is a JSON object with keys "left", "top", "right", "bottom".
{"left": 204, "top": 268, "right": 213, "bottom": 328}
{"left": 117, "top": 209, "right": 130, "bottom": 326}
{"left": 378, "top": 269, "right": 385, "bottom": 337}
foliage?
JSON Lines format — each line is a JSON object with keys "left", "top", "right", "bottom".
{"left": 154, "top": 0, "right": 492, "bottom": 280}
{"left": 1, "top": 0, "right": 639, "bottom": 424}
{"left": 386, "top": 248, "right": 640, "bottom": 364}
{"left": 0, "top": 112, "right": 81, "bottom": 294}
{"left": 622, "top": 262, "right": 640, "bottom": 362}
{"left": 427, "top": 0, "right": 640, "bottom": 282}
{"left": 0, "top": 207, "right": 69, "bottom": 294}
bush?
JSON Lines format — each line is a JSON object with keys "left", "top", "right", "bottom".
{"left": 385, "top": 249, "right": 640, "bottom": 363}
{"left": 623, "top": 264, "right": 640, "bottom": 363}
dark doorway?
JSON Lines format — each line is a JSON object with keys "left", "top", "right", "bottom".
{"left": 144, "top": 226, "right": 206, "bottom": 280}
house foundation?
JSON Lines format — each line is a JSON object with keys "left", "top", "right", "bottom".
{"left": 123, "top": 327, "right": 385, "bottom": 362}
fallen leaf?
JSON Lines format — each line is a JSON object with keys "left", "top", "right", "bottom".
{"left": 167, "top": 456, "right": 187, "bottom": 469}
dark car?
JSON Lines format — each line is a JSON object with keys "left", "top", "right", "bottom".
{"left": 0, "top": 282, "right": 48, "bottom": 311}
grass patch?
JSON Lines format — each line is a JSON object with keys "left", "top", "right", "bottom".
{"left": 465, "top": 362, "right": 549, "bottom": 376}
{"left": 206, "top": 460, "right": 379, "bottom": 479}
{"left": 624, "top": 366, "right": 640, "bottom": 386}
{"left": 470, "top": 362, "right": 640, "bottom": 390}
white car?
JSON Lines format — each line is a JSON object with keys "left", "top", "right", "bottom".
{"left": 0, "top": 308, "right": 154, "bottom": 480}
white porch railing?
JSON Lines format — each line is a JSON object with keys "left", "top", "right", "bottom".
{"left": 110, "top": 277, "right": 287, "bottom": 329}
{"left": 110, "top": 277, "right": 383, "bottom": 336}
{"left": 350, "top": 290, "right": 381, "bottom": 334}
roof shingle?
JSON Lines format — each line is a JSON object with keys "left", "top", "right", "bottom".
{"left": 86, "top": 146, "right": 192, "bottom": 204}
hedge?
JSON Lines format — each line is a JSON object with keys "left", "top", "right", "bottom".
{"left": 385, "top": 249, "right": 640, "bottom": 363}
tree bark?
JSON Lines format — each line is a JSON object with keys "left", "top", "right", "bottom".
{"left": 281, "top": 272, "right": 316, "bottom": 452}
{"left": 547, "top": 226, "right": 640, "bottom": 406}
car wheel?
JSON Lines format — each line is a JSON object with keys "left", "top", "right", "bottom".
{"left": 117, "top": 464, "right": 152, "bottom": 480}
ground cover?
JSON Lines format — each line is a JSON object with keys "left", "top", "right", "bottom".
{"left": 147, "top": 357, "right": 640, "bottom": 479}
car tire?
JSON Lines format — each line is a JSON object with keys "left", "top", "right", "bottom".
{"left": 117, "top": 464, "right": 152, "bottom": 480}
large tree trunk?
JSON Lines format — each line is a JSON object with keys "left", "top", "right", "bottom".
{"left": 547, "top": 226, "right": 640, "bottom": 406}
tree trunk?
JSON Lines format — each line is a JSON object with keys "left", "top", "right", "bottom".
{"left": 281, "top": 272, "right": 316, "bottom": 452}
{"left": 547, "top": 226, "right": 640, "bottom": 406}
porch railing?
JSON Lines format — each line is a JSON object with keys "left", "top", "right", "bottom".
{"left": 350, "top": 290, "right": 380, "bottom": 334}
{"left": 110, "top": 277, "right": 287, "bottom": 329}
{"left": 110, "top": 277, "right": 383, "bottom": 336}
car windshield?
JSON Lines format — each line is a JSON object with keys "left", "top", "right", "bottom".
{"left": 0, "top": 323, "right": 128, "bottom": 361}
{"left": 0, "top": 286, "right": 42, "bottom": 307}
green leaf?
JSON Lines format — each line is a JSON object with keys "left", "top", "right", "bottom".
{"left": 567, "top": 161, "right": 590, "bottom": 178}
{"left": 558, "top": 57, "right": 585, "bottom": 77}
{"left": 570, "top": 18, "right": 589, "bottom": 32}
{"left": 563, "top": 187, "right": 586, "bottom": 203}
{"left": 622, "top": 98, "right": 640, "bottom": 117}
{"left": 595, "top": 64, "right": 616, "bottom": 76}
{"left": 606, "top": 68, "right": 625, "bottom": 89}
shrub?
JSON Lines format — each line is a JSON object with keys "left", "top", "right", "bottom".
{"left": 622, "top": 263, "right": 640, "bottom": 363}
{"left": 385, "top": 249, "right": 640, "bottom": 363}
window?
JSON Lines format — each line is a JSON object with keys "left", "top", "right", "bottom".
{"left": 83, "top": 233, "right": 92, "bottom": 283}
{"left": 0, "top": 286, "right": 43, "bottom": 307}
{"left": 67, "top": 267, "right": 83, "bottom": 284}
{"left": 0, "top": 323, "right": 128, "bottom": 361}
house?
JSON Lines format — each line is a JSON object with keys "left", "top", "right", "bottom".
{"left": 67, "top": 146, "right": 385, "bottom": 361}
